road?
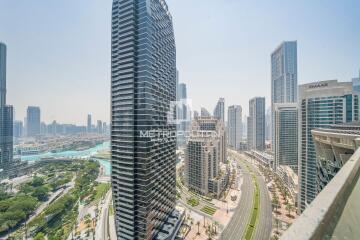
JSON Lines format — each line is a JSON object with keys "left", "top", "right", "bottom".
{"left": 95, "top": 190, "right": 112, "bottom": 240}
{"left": 221, "top": 151, "right": 272, "bottom": 240}
{"left": 221, "top": 161, "right": 254, "bottom": 239}
{"left": 248, "top": 162, "right": 273, "bottom": 240}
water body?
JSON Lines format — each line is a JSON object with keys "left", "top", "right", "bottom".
{"left": 21, "top": 141, "right": 111, "bottom": 175}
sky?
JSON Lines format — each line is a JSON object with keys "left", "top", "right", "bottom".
{"left": 0, "top": 0, "right": 360, "bottom": 124}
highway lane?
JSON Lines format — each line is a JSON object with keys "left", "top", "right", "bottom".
{"left": 250, "top": 165, "right": 272, "bottom": 240}
{"left": 221, "top": 161, "right": 254, "bottom": 240}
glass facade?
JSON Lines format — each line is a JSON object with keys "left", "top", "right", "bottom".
{"left": 228, "top": 105, "right": 242, "bottom": 149}
{"left": 248, "top": 97, "right": 265, "bottom": 151}
{"left": 271, "top": 41, "right": 298, "bottom": 153}
{"left": 274, "top": 103, "right": 298, "bottom": 171}
{"left": 111, "top": 0, "right": 176, "bottom": 239}
{"left": 298, "top": 80, "right": 359, "bottom": 213}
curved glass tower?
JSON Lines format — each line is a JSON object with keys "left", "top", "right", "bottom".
{"left": 111, "top": 0, "right": 176, "bottom": 239}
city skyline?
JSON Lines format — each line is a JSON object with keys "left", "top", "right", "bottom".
{"left": 0, "top": 1, "right": 359, "bottom": 123}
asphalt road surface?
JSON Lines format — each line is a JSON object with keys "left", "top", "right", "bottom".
{"left": 221, "top": 161, "right": 254, "bottom": 239}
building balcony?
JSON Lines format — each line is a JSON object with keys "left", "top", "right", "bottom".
{"left": 281, "top": 147, "right": 360, "bottom": 239}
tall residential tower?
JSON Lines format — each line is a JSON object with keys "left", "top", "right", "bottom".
{"left": 271, "top": 41, "right": 298, "bottom": 168}
{"left": 111, "top": 0, "right": 177, "bottom": 239}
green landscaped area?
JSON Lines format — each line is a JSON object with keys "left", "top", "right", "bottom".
{"left": 243, "top": 164, "right": 260, "bottom": 240}
{"left": 187, "top": 197, "right": 199, "bottom": 207}
{"left": 92, "top": 182, "right": 111, "bottom": 204}
{"left": 4, "top": 160, "right": 101, "bottom": 240}
{"left": 200, "top": 205, "right": 217, "bottom": 216}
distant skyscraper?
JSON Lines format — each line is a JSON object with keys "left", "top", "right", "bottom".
{"left": 111, "top": 0, "right": 177, "bottom": 239}
{"left": 201, "top": 107, "right": 211, "bottom": 117}
{"left": 213, "top": 98, "right": 225, "bottom": 122}
{"left": 271, "top": 41, "right": 298, "bottom": 173}
{"left": 265, "top": 107, "right": 271, "bottom": 141}
{"left": 40, "top": 122, "right": 47, "bottom": 135}
{"left": 177, "top": 82, "right": 189, "bottom": 147}
{"left": 97, "top": 120, "right": 102, "bottom": 134}
{"left": 298, "top": 80, "right": 359, "bottom": 213}
{"left": 0, "top": 106, "right": 13, "bottom": 168}
{"left": 248, "top": 97, "right": 265, "bottom": 151}
{"left": 228, "top": 105, "right": 242, "bottom": 149}
{"left": 0, "top": 43, "right": 6, "bottom": 106}
{"left": 87, "top": 114, "right": 92, "bottom": 133}
{"left": 352, "top": 69, "right": 360, "bottom": 93}
{"left": 102, "top": 122, "right": 107, "bottom": 134}
{"left": 193, "top": 110, "right": 199, "bottom": 119}
{"left": 26, "top": 106, "right": 41, "bottom": 137}
{"left": 0, "top": 42, "right": 13, "bottom": 168}
{"left": 13, "top": 120, "right": 23, "bottom": 138}
{"left": 271, "top": 41, "right": 297, "bottom": 105}
{"left": 274, "top": 103, "right": 298, "bottom": 171}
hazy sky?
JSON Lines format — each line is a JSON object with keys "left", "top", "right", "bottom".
{"left": 1, "top": 0, "right": 359, "bottom": 124}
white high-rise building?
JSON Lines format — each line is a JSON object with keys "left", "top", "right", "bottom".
{"left": 228, "top": 105, "right": 242, "bottom": 149}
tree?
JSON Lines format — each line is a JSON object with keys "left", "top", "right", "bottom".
{"left": 34, "top": 232, "right": 46, "bottom": 240}
{"left": 286, "top": 203, "right": 293, "bottom": 217}
{"left": 31, "top": 176, "right": 45, "bottom": 187}
{"left": 32, "top": 186, "right": 49, "bottom": 201}
{"left": 275, "top": 217, "right": 280, "bottom": 234}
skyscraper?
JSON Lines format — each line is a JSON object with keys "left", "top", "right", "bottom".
{"left": 265, "top": 107, "right": 271, "bottom": 141}
{"left": 273, "top": 103, "right": 298, "bottom": 171}
{"left": 111, "top": 0, "right": 177, "bottom": 239}
{"left": 26, "top": 106, "right": 41, "bottom": 137}
{"left": 87, "top": 114, "right": 92, "bottom": 133}
{"left": 248, "top": 97, "right": 265, "bottom": 151}
{"left": 271, "top": 41, "right": 298, "bottom": 168}
{"left": 13, "top": 120, "right": 23, "bottom": 138}
{"left": 97, "top": 120, "right": 102, "bottom": 134}
{"left": 201, "top": 107, "right": 211, "bottom": 117}
{"left": 352, "top": 69, "right": 360, "bottom": 93}
{"left": 228, "top": 105, "right": 242, "bottom": 149}
{"left": 298, "top": 80, "right": 359, "bottom": 213}
{"left": 176, "top": 82, "right": 189, "bottom": 147}
{"left": 0, "top": 42, "right": 13, "bottom": 169}
{"left": 214, "top": 98, "right": 225, "bottom": 122}
{"left": 193, "top": 110, "right": 199, "bottom": 119}
{"left": 0, "top": 43, "right": 6, "bottom": 106}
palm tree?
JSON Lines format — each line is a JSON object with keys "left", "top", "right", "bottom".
{"left": 272, "top": 197, "right": 279, "bottom": 212}
{"left": 286, "top": 203, "right": 294, "bottom": 217}
{"left": 275, "top": 217, "right": 280, "bottom": 234}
